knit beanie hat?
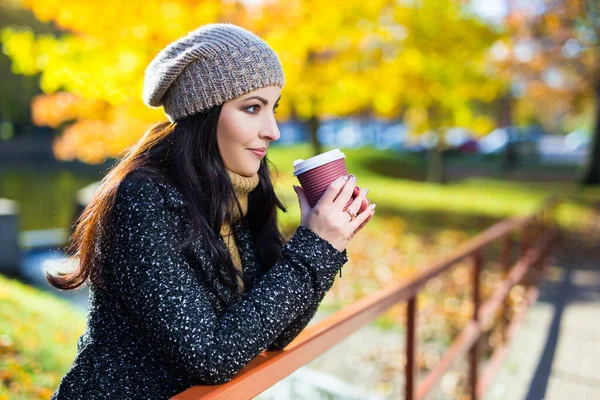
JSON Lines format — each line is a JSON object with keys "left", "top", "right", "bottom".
{"left": 142, "top": 23, "right": 285, "bottom": 122}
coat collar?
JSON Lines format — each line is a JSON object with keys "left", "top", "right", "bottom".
{"left": 153, "top": 174, "right": 259, "bottom": 215}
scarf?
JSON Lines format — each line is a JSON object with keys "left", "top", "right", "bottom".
{"left": 220, "top": 169, "right": 260, "bottom": 292}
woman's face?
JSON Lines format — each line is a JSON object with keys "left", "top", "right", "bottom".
{"left": 217, "top": 85, "right": 281, "bottom": 177}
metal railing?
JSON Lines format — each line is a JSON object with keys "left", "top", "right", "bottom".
{"left": 172, "top": 197, "right": 561, "bottom": 400}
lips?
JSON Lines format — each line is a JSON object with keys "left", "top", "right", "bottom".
{"left": 249, "top": 149, "right": 266, "bottom": 158}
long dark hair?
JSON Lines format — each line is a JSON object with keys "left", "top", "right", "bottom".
{"left": 46, "top": 105, "right": 287, "bottom": 296}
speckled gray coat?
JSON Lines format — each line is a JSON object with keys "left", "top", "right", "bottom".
{"left": 51, "top": 175, "right": 348, "bottom": 399}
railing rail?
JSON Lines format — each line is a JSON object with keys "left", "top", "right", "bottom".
{"left": 172, "top": 197, "right": 561, "bottom": 400}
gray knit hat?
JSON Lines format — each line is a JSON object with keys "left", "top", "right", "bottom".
{"left": 143, "top": 23, "right": 285, "bottom": 122}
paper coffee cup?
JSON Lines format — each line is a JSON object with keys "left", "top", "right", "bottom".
{"left": 293, "top": 149, "right": 360, "bottom": 208}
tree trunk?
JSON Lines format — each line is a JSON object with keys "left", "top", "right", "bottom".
{"left": 498, "top": 94, "right": 518, "bottom": 173}
{"left": 308, "top": 114, "right": 323, "bottom": 157}
{"left": 426, "top": 135, "right": 446, "bottom": 183}
{"left": 581, "top": 79, "right": 600, "bottom": 185}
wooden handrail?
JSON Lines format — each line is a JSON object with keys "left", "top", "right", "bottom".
{"left": 172, "top": 196, "right": 560, "bottom": 400}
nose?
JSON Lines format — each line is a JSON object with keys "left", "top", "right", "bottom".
{"left": 260, "top": 113, "right": 280, "bottom": 142}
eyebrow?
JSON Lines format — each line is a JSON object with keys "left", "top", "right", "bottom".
{"left": 240, "top": 95, "right": 281, "bottom": 105}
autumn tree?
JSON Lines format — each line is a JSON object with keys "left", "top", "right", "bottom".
{"left": 1, "top": 0, "right": 248, "bottom": 163}
{"left": 2, "top": 0, "right": 503, "bottom": 184}
{"left": 494, "top": 0, "right": 599, "bottom": 183}
{"left": 0, "top": 0, "right": 60, "bottom": 134}
{"left": 581, "top": 0, "right": 600, "bottom": 185}
{"left": 262, "top": 0, "right": 502, "bottom": 184}
{"left": 377, "top": 0, "right": 502, "bottom": 182}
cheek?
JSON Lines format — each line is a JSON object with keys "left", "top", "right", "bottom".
{"left": 222, "top": 115, "right": 258, "bottom": 146}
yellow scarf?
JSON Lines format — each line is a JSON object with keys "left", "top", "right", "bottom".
{"left": 220, "top": 169, "right": 260, "bottom": 292}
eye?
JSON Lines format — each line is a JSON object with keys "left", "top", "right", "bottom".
{"left": 244, "top": 103, "right": 279, "bottom": 115}
{"left": 245, "top": 104, "right": 261, "bottom": 114}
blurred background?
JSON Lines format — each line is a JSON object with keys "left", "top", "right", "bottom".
{"left": 0, "top": 0, "right": 598, "bottom": 399}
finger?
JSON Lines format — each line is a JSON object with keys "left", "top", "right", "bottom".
{"left": 333, "top": 175, "right": 357, "bottom": 209}
{"left": 294, "top": 185, "right": 311, "bottom": 216}
{"left": 359, "top": 198, "right": 370, "bottom": 214}
{"left": 352, "top": 209, "right": 375, "bottom": 237}
{"left": 346, "top": 187, "right": 369, "bottom": 214}
{"left": 351, "top": 204, "right": 375, "bottom": 231}
{"left": 316, "top": 175, "right": 351, "bottom": 208}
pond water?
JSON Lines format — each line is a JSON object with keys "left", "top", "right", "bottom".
{"left": 0, "top": 165, "right": 107, "bottom": 232}
{"left": 0, "top": 163, "right": 109, "bottom": 310}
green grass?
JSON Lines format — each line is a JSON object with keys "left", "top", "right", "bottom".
{"left": 0, "top": 275, "right": 86, "bottom": 399}
{"left": 269, "top": 144, "right": 600, "bottom": 233}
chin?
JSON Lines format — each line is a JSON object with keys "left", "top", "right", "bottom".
{"left": 240, "top": 167, "right": 260, "bottom": 177}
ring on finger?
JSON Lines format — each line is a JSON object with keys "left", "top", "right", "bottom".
{"left": 343, "top": 207, "right": 357, "bottom": 222}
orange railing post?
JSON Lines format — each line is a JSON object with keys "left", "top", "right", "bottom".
{"left": 520, "top": 222, "right": 530, "bottom": 258}
{"left": 470, "top": 251, "right": 482, "bottom": 400}
{"left": 405, "top": 296, "right": 417, "bottom": 400}
{"left": 501, "top": 233, "right": 512, "bottom": 343}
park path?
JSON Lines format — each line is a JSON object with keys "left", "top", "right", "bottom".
{"left": 486, "top": 222, "right": 600, "bottom": 400}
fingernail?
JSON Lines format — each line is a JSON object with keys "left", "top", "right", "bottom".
{"left": 343, "top": 175, "right": 349, "bottom": 181}
{"left": 362, "top": 188, "right": 369, "bottom": 195}
{"left": 370, "top": 203, "right": 376, "bottom": 210}
{"left": 351, "top": 175, "right": 357, "bottom": 181}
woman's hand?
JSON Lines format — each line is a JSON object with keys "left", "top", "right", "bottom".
{"left": 294, "top": 174, "right": 376, "bottom": 252}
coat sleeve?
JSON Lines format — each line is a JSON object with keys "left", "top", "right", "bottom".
{"left": 266, "top": 247, "right": 347, "bottom": 351}
{"left": 104, "top": 177, "right": 347, "bottom": 385}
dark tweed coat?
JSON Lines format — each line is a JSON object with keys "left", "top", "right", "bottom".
{"left": 51, "top": 175, "right": 348, "bottom": 399}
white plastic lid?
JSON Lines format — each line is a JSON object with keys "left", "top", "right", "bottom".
{"left": 293, "top": 148, "right": 346, "bottom": 176}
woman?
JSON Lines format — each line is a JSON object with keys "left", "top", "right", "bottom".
{"left": 49, "top": 23, "right": 375, "bottom": 399}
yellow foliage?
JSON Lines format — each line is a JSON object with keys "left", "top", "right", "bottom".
{"left": 2, "top": 0, "right": 504, "bottom": 162}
